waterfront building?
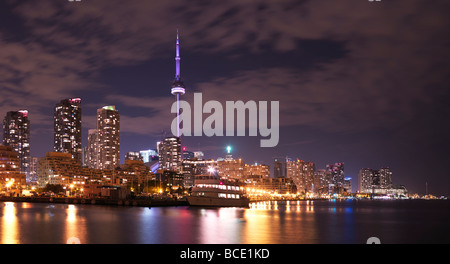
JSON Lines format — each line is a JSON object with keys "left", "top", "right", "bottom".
{"left": 0, "top": 145, "right": 27, "bottom": 189}
{"left": 313, "top": 169, "right": 332, "bottom": 194}
{"left": 244, "top": 163, "right": 270, "bottom": 179}
{"left": 158, "top": 137, "right": 182, "bottom": 172}
{"left": 37, "top": 152, "right": 153, "bottom": 195}
{"left": 359, "top": 167, "right": 394, "bottom": 193}
{"left": 286, "top": 159, "right": 315, "bottom": 193}
{"left": 217, "top": 157, "right": 245, "bottom": 179}
{"left": 3, "top": 110, "right": 31, "bottom": 179}
{"left": 379, "top": 167, "right": 393, "bottom": 189}
{"left": 327, "top": 163, "right": 345, "bottom": 189}
{"left": 54, "top": 98, "right": 82, "bottom": 164}
{"left": 117, "top": 160, "right": 153, "bottom": 192}
{"left": 97, "top": 106, "right": 120, "bottom": 170}
{"left": 182, "top": 158, "right": 217, "bottom": 188}
{"left": 344, "top": 177, "right": 352, "bottom": 193}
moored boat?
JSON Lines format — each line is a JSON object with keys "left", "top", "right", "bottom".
{"left": 187, "top": 174, "right": 249, "bottom": 207}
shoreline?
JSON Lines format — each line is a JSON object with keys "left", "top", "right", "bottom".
{"left": 0, "top": 196, "right": 188, "bottom": 207}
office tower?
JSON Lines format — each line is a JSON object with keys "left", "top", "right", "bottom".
{"left": 0, "top": 145, "right": 27, "bottom": 187}
{"left": 158, "top": 137, "right": 181, "bottom": 172}
{"left": 171, "top": 29, "right": 186, "bottom": 138}
{"left": 327, "top": 162, "right": 345, "bottom": 188}
{"left": 97, "top": 106, "right": 120, "bottom": 170}
{"left": 3, "top": 110, "right": 30, "bottom": 179}
{"left": 54, "top": 98, "right": 82, "bottom": 163}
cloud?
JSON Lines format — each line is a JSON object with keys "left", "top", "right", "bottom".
{"left": 1, "top": 0, "right": 449, "bottom": 142}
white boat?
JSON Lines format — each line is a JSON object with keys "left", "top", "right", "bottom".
{"left": 187, "top": 174, "right": 250, "bottom": 207}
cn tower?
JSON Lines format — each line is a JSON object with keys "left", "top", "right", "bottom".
{"left": 171, "top": 29, "right": 185, "bottom": 138}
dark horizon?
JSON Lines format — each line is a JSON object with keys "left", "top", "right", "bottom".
{"left": 0, "top": 0, "right": 449, "bottom": 196}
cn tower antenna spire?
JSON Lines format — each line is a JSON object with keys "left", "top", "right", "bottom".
{"left": 171, "top": 29, "right": 185, "bottom": 138}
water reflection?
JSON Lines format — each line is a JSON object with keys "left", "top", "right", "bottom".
{"left": 1, "top": 200, "right": 444, "bottom": 243}
{"left": 65, "top": 204, "right": 87, "bottom": 244}
{"left": 1, "top": 202, "right": 18, "bottom": 244}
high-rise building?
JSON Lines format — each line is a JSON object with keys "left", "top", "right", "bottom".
{"left": 97, "top": 106, "right": 120, "bottom": 170}
{"left": 3, "top": 110, "right": 30, "bottom": 179}
{"left": 379, "top": 167, "right": 393, "bottom": 189}
{"left": 86, "top": 129, "right": 98, "bottom": 169}
{"left": 344, "top": 177, "right": 352, "bottom": 193}
{"left": 54, "top": 98, "right": 82, "bottom": 164}
{"left": 158, "top": 137, "right": 181, "bottom": 172}
{"left": 327, "top": 162, "right": 345, "bottom": 188}
{"left": 286, "top": 159, "right": 315, "bottom": 193}
{"left": 359, "top": 168, "right": 373, "bottom": 193}
{"left": 359, "top": 167, "right": 393, "bottom": 193}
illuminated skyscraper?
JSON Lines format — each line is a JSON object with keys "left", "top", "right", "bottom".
{"left": 97, "top": 106, "right": 120, "bottom": 170}
{"left": 327, "top": 162, "right": 345, "bottom": 188}
{"left": 359, "top": 167, "right": 393, "bottom": 193}
{"left": 158, "top": 137, "right": 181, "bottom": 172}
{"left": 3, "top": 110, "right": 30, "bottom": 179}
{"left": 54, "top": 98, "right": 82, "bottom": 164}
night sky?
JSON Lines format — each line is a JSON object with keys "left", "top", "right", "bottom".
{"left": 0, "top": 0, "right": 449, "bottom": 195}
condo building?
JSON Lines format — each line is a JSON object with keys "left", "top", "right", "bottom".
{"left": 54, "top": 98, "right": 82, "bottom": 164}
{"left": 96, "top": 106, "right": 120, "bottom": 170}
{"left": 3, "top": 110, "right": 30, "bottom": 179}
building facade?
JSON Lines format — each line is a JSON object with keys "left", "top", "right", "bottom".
{"left": 3, "top": 110, "right": 30, "bottom": 180}
{"left": 359, "top": 167, "right": 393, "bottom": 193}
{"left": 158, "top": 137, "right": 181, "bottom": 172}
{"left": 54, "top": 98, "right": 82, "bottom": 164}
{"left": 327, "top": 163, "right": 345, "bottom": 188}
{"left": 97, "top": 106, "right": 120, "bottom": 170}
{"left": 0, "top": 145, "right": 27, "bottom": 189}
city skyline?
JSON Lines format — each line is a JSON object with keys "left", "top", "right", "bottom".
{"left": 0, "top": 0, "right": 449, "bottom": 196}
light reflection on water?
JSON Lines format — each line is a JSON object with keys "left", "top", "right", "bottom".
{"left": 0, "top": 200, "right": 448, "bottom": 244}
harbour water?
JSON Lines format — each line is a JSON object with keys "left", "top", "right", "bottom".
{"left": 0, "top": 200, "right": 448, "bottom": 244}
